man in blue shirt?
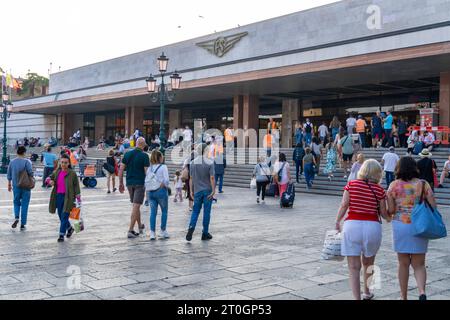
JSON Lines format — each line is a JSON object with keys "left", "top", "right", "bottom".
{"left": 371, "top": 111, "right": 382, "bottom": 148}
{"left": 41, "top": 146, "right": 58, "bottom": 187}
{"left": 383, "top": 111, "right": 394, "bottom": 147}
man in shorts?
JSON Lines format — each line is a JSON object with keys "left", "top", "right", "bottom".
{"left": 339, "top": 131, "right": 354, "bottom": 179}
{"left": 119, "top": 137, "right": 150, "bottom": 238}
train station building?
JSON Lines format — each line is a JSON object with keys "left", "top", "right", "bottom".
{"left": 10, "top": 0, "right": 450, "bottom": 147}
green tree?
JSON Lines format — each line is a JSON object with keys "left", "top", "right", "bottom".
{"left": 19, "top": 72, "right": 49, "bottom": 97}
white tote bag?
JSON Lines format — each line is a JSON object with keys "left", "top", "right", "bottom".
{"left": 250, "top": 178, "right": 257, "bottom": 189}
{"left": 321, "top": 230, "right": 344, "bottom": 261}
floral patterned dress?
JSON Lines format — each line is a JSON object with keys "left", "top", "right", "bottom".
{"left": 323, "top": 148, "right": 337, "bottom": 175}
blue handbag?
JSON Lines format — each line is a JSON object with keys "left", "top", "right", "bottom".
{"left": 411, "top": 181, "right": 447, "bottom": 240}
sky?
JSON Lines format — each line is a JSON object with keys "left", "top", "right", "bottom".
{"left": 1, "top": 0, "right": 339, "bottom": 78}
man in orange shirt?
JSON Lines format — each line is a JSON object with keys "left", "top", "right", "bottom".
{"left": 356, "top": 115, "right": 367, "bottom": 149}
{"left": 264, "top": 130, "right": 273, "bottom": 158}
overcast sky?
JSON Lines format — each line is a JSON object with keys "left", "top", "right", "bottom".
{"left": 2, "top": 0, "right": 338, "bottom": 78}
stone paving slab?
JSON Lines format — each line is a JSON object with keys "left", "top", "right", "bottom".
{"left": 1, "top": 176, "right": 449, "bottom": 300}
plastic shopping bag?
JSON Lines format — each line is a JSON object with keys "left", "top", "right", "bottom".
{"left": 321, "top": 230, "right": 344, "bottom": 261}
{"left": 74, "top": 218, "right": 85, "bottom": 233}
{"left": 250, "top": 178, "right": 257, "bottom": 189}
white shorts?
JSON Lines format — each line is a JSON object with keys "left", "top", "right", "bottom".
{"left": 341, "top": 220, "right": 382, "bottom": 258}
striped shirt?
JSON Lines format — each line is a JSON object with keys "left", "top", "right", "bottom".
{"left": 344, "top": 180, "right": 386, "bottom": 222}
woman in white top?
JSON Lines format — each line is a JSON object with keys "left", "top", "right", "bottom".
{"left": 273, "top": 153, "right": 291, "bottom": 196}
{"left": 146, "top": 150, "right": 170, "bottom": 240}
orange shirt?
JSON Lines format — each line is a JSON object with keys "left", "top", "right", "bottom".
{"left": 356, "top": 119, "right": 366, "bottom": 133}
{"left": 264, "top": 134, "right": 273, "bottom": 148}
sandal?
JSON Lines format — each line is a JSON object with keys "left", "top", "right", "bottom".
{"left": 362, "top": 293, "right": 374, "bottom": 300}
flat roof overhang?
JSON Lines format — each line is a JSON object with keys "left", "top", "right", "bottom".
{"left": 12, "top": 41, "right": 450, "bottom": 115}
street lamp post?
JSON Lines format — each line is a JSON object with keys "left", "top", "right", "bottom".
{"left": 146, "top": 53, "right": 182, "bottom": 154}
{"left": 0, "top": 91, "right": 13, "bottom": 174}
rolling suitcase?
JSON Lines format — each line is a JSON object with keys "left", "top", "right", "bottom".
{"left": 280, "top": 183, "right": 295, "bottom": 208}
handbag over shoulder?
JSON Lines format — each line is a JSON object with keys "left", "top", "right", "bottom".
{"left": 411, "top": 180, "right": 447, "bottom": 240}
{"left": 17, "top": 161, "right": 35, "bottom": 190}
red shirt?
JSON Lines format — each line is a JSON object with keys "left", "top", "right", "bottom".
{"left": 344, "top": 180, "right": 386, "bottom": 222}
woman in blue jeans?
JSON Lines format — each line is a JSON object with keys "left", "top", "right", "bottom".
{"left": 146, "top": 150, "right": 170, "bottom": 241}
{"left": 7, "top": 146, "right": 33, "bottom": 230}
{"left": 48, "top": 154, "right": 81, "bottom": 242}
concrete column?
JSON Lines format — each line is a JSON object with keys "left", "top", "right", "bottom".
{"left": 62, "top": 114, "right": 83, "bottom": 144}
{"left": 233, "top": 95, "right": 243, "bottom": 130}
{"left": 169, "top": 109, "right": 182, "bottom": 134}
{"left": 440, "top": 72, "right": 450, "bottom": 127}
{"left": 125, "top": 106, "right": 144, "bottom": 137}
{"left": 95, "top": 115, "right": 106, "bottom": 144}
{"left": 243, "top": 95, "right": 259, "bottom": 131}
{"left": 282, "top": 99, "right": 300, "bottom": 148}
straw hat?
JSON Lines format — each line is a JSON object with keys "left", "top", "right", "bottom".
{"left": 419, "top": 149, "right": 432, "bottom": 158}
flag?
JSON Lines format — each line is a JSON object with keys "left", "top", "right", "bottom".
{"left": 6, "top": 73, "right": 13, "bottom": 88}
{"left": 13, "top": 78, "right": 22, "bottom": 90}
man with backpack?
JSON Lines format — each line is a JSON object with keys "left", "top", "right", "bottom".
{"left": 303, "top": 119, "right": 313, "bottom": 146}
{"left": 293, "top": 143, "right": 305, "bottom": 183}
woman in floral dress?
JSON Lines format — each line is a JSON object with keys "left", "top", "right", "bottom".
{"left": 323, "top": 141, "right": 337, "bottom": 181}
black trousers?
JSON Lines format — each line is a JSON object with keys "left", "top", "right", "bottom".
{"left": 256, "top": 181, "right": 269, "bottom": 200}
{"left": 399, "top": 133, "right": 407, "bottom": 148}
{"left": 295, "top": 160, "right": 303, "bottom": 182}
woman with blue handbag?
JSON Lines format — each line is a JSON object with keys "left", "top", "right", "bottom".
{"left": 387, "top": 157, "right": 437, "bottom": 301}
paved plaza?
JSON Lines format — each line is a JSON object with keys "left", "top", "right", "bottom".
{"left": 0, "top": 176, "right": 450, "bottom": 300}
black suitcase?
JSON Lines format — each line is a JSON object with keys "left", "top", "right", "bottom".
{"left": 280, "top": 183, "right": 295, "bottom": 208}
{"left": 266, "top": 182, "right": 279, "bottom": 197}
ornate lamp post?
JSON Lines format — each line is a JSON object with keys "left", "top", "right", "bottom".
{"left": 0, "top": 91, "right": 13, "bottom": 174}
{"left": 146, "top": 52, "right": 182, "bottom": 154}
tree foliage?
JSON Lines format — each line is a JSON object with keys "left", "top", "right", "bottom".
{"left": 19, "top": 72, "right": 49, "bottom": 96}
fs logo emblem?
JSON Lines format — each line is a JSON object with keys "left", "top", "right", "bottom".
{"left": 196, "top": 32, "right": 248, "bottom": 57}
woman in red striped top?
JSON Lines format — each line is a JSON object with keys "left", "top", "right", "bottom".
{"left": 335, "top": 159, "right": 391, "bottom": 300}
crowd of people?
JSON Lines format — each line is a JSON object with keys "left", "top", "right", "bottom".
{"left": 4, "top": 117, "right": 449, "bottom": 300}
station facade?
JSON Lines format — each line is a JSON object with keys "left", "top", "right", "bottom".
{"left": 10, "top": 0, "right": 450, "bottom": 147}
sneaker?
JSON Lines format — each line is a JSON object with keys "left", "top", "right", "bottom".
{"left": 343, "top": 175, "right": 348, "bottom": 180}
{"left": 256, "top": 197, "right": 260, "bottom": 204}
{"left": 107, "top": 190, "right": 111, "bottom": 194}
{"left": 160, "top": 230, "right": 170, "bottom": 239}
{"left": 201, "top": 233, "right": 213, "bottom": 241}
{"left": 419, "top": 294, "right": 427, "bottom": 301}
{"left": 144, "top": 200, "right": 149, "bottom": 207}
{"left": 127, "top": 231, "right": 139, "bottom": 239}
{"left": 218, "top": 191, "right": 224, "bottom": 194}
{"left": 66, "top": 227, "right": 74, "bottom": 238}
{"left": 57, "top": 236, "right": 64, "bottom": 243}
{"left": 12, "top": 220, "right": 19, "bottom": 229}
{"left": 438, "top": 184, "right": 444, "bottom": 189}
{"left": 113, "top": 188, "right": 117, "bottom": 192}
{"left": 261, "top": 200, "right": 265, "bottom": 204}
{"left": 186, "top": 228, "right": 195, "bottom": 241}
{"left": 150, "top": 231, "right": 156, "bottom": 240}
{"left": 20, "top": 225, "right": 26, "bottom": 231}
{"left": 139, "top": 224, "right": 145, "bottom": 235}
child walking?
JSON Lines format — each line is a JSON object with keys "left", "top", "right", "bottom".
{"left": 174, "top": 171, "right": 183, "bottom": 203}
{"left": 323, "top": 142, "right": 337, "bottom": 181}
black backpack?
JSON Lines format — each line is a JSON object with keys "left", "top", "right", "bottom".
{"left": 305, "top": 123, "right": 312, "bottom": 133}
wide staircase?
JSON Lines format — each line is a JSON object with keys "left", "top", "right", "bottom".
{"left": 6, "top": 145, "right": 450, "bottom": 206}
{"left": 165, "top": 147, "right": 450, "bottom": 206}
